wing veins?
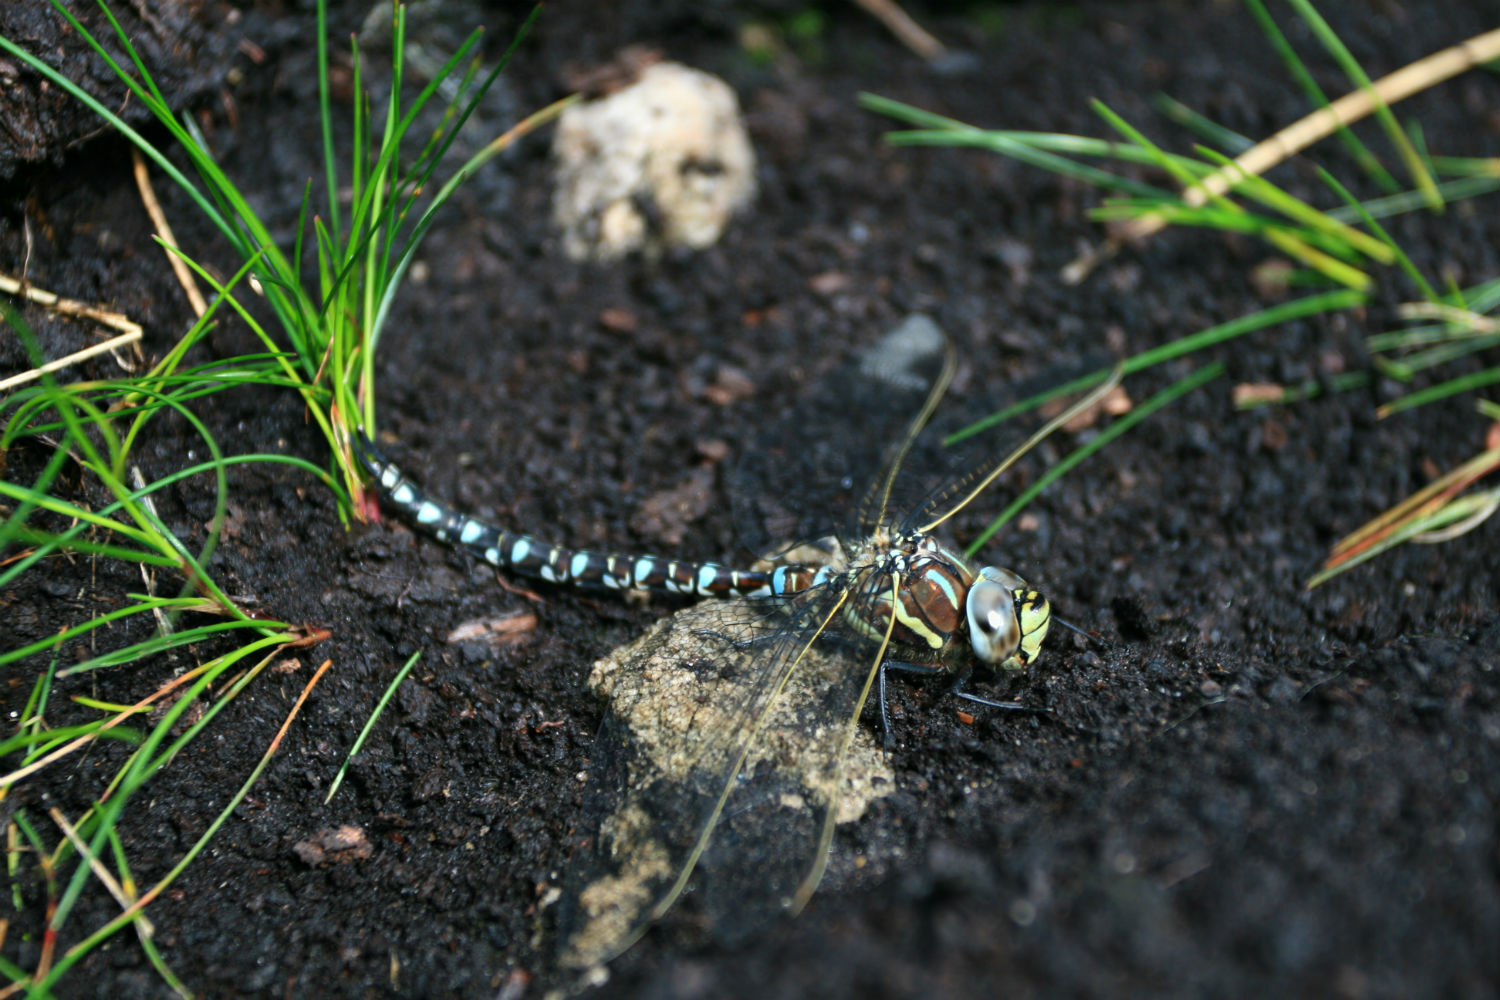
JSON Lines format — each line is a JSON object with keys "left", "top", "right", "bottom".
{"left": 791, "top": 569, "right": 901, "bottom": 913}
{"left": 646, "top": 585, "right": 855, "bottom": 924}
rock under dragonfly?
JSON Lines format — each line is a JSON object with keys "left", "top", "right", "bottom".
{"left": 558, "top": 594, "right": 895, "bottom": 971}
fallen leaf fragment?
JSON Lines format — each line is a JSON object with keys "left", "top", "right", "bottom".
{"left": 446, "top": 611, "right": 539, "bottom": 646}
{"left": 293, "top": 825, "right": 372, "bottom": 866}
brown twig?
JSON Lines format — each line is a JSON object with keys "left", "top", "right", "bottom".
{"left": 0, "top": 274, "right": 140, "bottom": 336}
{"left": 0, "top": 327, "right": 145, "bottom": 391}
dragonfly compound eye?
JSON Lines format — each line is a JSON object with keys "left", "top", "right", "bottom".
{"left": 966, "top": 571, "right": 1021, "bottom": 665}
{"left": 967, "top": 566, "right": 1051, "bottom": 670}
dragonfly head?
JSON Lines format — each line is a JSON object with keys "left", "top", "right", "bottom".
{"left": 965, "top": 566, "right": 1051, "bottom": 671}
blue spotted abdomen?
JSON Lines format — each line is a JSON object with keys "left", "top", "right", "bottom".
{"left": 357, "top": 434, "right": 786, "bottom": 600}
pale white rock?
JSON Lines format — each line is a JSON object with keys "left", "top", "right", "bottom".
{"left": 552, "top": 61, "right": 757, "bottom": 261}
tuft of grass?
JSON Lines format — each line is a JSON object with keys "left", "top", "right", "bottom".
{"left": 0, "top": 1, "right": 558, "bottom": 507}
{"left": 862, "top": 6, "right": 1500, "bottom": 584}
{"left": 1, "top": 308, "right": 329, "bottom": 996}
{"left": 0, "top": 1, "right": 559, "bottom": 992}
{"left": 1308, "top": 444, "right": 1500, "bottom": 588}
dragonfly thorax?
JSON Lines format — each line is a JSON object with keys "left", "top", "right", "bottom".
{"left": 848, "top": 533, "right": 1051, "bottom": 673}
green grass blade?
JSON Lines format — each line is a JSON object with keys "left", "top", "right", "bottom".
{"left": 1380, "top": 335, "right": 1500, "bottom": 377}
{"left": 1306, "top": 489, "right": 1500, "bottom": 588}
{"left": 1315, "top": 166, "right": 1436, "bottom": 300}
{"left": 368, "top": 87, "right": 571, "bottom": 356}
{"left": 886, "top": 126, "right": 1173, "bottom": 199}
{"left": 45, "top": 635, "right": 284, "bottom": 939}
{"left": 1262, "top": 227, "right": 1370, "bottom": 290}
{"left": 14, "top": 653, "right": 59, "bottom": 753}
{"left": 1231, "top": 370, "right": 1371, "bottom": 408}
{"left": 1325, "top": 175, "right": 1500, "bottom": 224}
{"left": 1153, "top": 92, "right": 1253, "bottom": 153}
{"left": 0, "top": 453, "right": 340, "bottom": 594}
{"left": 0, "top": 478, "right": 168, "bottom": 554}
{"left": 1377, "top": 366, "right": 1500, "bottom": 418}
{"left": 326, "top": 651, "right": 420, "bottom": 803}
{"left": 317, "top": 0, "right": 340, "bottom": 243}
{"left": 0, "top": 723, "right": 144, "bottom": 760}
{"left": 1091, "top": 99, "right": 1200, "bottom": 189}
{"left": 1193, "top": 145, "right": 1393, "bottom": 264}
{"left": 106, "top": 829, "right": 191, "bottom": 999}
{"left": 1283, "top": 0, "right": 1439, "bottom": 206}
{"left": 36, "top": 656, "right": 328, "bottom": 993}
{"left": 1242, "top": 0, "right": 1398, "bottom": 190}
{"left": 967, "top": 363, "right": 1225, "bottom": 555}
{"left": 947, "top": 290, "right": 1365, "bottom": 444}
{"left": 59, "top": 618, "right": 296, "bottom": 676}
{"left": 0, "top": 596, "right": 234, "bottom": 669}
{"left": 0, "top": 425, "right": 74, "bottom": 553}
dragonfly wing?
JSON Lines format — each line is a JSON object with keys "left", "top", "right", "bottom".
{"left": 556, "top": 591, "right": 894, "bottom": 970}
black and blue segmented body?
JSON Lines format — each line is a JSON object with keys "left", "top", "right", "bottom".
{"left": 354, "top": 318, "right": 1061, "bottom": 681}
{"left": 356, "top": 434, "right": 840, "bottom": 603}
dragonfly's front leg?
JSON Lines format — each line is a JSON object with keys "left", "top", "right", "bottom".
{"left": 877, "top": 659, "right": 944, "bottom": 749}
{"left": 880, "top": 661, "right": 1042, "bottom": 747}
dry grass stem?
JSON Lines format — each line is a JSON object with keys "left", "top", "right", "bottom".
{"left": 852, "top": 0, "right": 945, "bottom": 61}
{"left": 0, "top": 273, "right": 145, "bottom": 390}
{"left": 132, "top": 148, "right": 207, "bottom": 318}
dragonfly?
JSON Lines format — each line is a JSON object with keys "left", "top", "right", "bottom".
{"left": 354, "top": 315, "right": 1119, "bottom": 971}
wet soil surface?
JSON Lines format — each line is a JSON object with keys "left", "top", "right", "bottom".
{"left": 3, "top": 2, "right": 1498, "bottom": 997}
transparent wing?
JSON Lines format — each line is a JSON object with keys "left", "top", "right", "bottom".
{"left": 555, "top": 584, "right": 895, "bottom": 970}
{"left": 731, "top": 314, "right": 955, "bottom": 557}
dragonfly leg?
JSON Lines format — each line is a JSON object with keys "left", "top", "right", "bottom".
{"left": 878, "top": 664, "right": 889, "bottom": 748}
{"left": 879, "top": 660, "right": 945, "bottom": 749}
{"left": 953, "top": 690, "right": 1034, "bottom": 712}
{"left": 949, "top": 666, "right": 1044, "bottom": 714}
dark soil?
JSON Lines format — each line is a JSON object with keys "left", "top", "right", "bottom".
{"left": 3, "top": 2, "right": 1498, "bottom": 998}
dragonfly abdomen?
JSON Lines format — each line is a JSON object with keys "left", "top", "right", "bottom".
{"left": 357, "top": 435, "right": 779, "bottom": 599}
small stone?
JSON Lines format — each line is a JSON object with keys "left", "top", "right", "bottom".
{"left": 552, "top": 61, "right": 757, "bottom": 261}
